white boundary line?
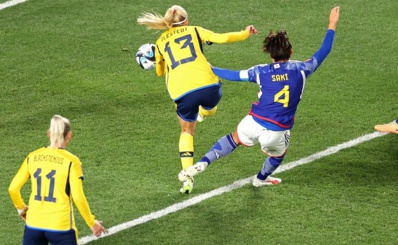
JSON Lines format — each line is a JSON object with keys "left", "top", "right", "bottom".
{"left": 79, "top": 131, "right": 386, "bottom": 244}
{"left": 0, "top": 0, "right": 28, "bottom": 10}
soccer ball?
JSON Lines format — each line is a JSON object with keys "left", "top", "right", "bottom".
{"left": 136, "top": 43, "right": 156, "bottom": 70}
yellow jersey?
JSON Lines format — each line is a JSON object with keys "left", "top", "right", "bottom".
{"left": 8, "top": 147, "right": 95, "bottom": 231}
{"left": 155, "top": 26, "right": 250, "bottom": 100}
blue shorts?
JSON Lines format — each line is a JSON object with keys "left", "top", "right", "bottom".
{"left": 23, "top": 226, "right": 78, "bottom": 245}
{"left": 175, "top": 83, "right": 222, "bottom": 122}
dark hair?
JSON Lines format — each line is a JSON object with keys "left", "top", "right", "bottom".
{"left": 263, "top": 30, "right": 292, "bottom": 62}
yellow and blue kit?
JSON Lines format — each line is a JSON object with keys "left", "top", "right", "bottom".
{"left": 155, "top": 25, "right": 250, "bottom": 101}
{"left": 8, "top": 147, "right": 95, "bottom": 233}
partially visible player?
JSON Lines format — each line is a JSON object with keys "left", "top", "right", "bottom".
{"left": 8, "top": 115, "right": 106, "bottom": 245}
{"left": 137, "top": 5, "right": 258, "bottom": 193}
{"left": 374, "top": 119, "right": 398, "bottom": 134}
{"left": 179, "top": 7, "right": 341, "bottom": 187}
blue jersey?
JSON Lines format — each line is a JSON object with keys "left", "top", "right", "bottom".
{"left": 212, "top": 30, "right": 335, "bottom": 131}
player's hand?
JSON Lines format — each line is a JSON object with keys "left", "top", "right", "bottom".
{"left": 330, "top": 6, "right": 340, "bottom": 24}
{"left": 91, "top": 220, "right": 107, "bottom": 237}
{"left": 245, "top": 25, "right": 258, "bottom": 35}
{"left": 328, "top": 6, "right": 340, "bottom": 30}
{"left": 18, "top": 206, "right": 28, "bottom": 221}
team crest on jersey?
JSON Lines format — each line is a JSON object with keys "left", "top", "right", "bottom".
{"left": 180, "top": 152, "right": 194, "bottom": 157}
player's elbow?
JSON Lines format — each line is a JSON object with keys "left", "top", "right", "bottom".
{"left": 8, "top": 184, "right": 19, "bottom": 197}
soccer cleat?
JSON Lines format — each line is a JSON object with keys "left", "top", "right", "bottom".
{"left": 180, "top": 177, "right": 194, "bottom": 194}
{"left": 197, "top": 106, "right": 217, "bottom": 123}
{"left": 374, "top": 120, "right": 398, "bottom": 134}
{"left": 197, "top": 106, "right": 205, "bottom": 122}
{"left": 252, "top": 176, "right": 282, "bottom": 187}
{"left": 197, "top": 114, "right": 205, "bottom": 123}
{"left": 178, "top": 162, "right": 208, "bottom": 181}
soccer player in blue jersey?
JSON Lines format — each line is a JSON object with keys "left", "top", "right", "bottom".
{"left": 9, "top": 115, "right": 106, "bottom": 244}
{"left": 374, "top": 119, "right": 398, "bottom": 134}
{"left": 137, "top": 5, "right": 258, "bottom": 193}
{"left": 179, "top": 6, "right": 341, "bottom": 187}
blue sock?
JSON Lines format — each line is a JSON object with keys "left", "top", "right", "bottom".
{"left": 256, "top": 156, "right": 284, "bottom": 180}
{"left": 200, "top": 134, "right": 238, "bottom": 165}
{"left": 395, "top": 119, "right": 398, "bottom": 124}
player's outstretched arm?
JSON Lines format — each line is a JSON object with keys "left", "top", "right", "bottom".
{"left": 308, "top": 6, "right": 340, "bottom": 66}
{"left": 212, "top": 67, "right": 245, "bottom": 82}
{"left": 328, "top": 6, "right": 340, "bottom": 31}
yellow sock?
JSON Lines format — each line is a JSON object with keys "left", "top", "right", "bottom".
{"left": 179, "top": 133, "right": 194, "bottom": 170}
{"left": 199, "top": 106, "right": 217, "bottom": 118}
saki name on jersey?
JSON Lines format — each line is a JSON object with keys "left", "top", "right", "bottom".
{"left": 272, "top": 73, "right": 289, "bottom": 82}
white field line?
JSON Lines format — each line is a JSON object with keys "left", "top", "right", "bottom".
{"left": 79, "top": 131, "right": 387, "bottom": 244}
{"left": 0, "top": 0, "right": 28, "bottom": 10}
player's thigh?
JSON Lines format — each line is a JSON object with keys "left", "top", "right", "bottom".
{"left": 259, "top": 130, "right": 290, "bottom": 156}
{"left": 45, "top": 229, "right": 78, "bottom": 245}
{"left": 236, "top": 115, "right": 262, "bottom": 146}
{"left": 175, "top": 85, "right": 222, "bottom": 121}
{"left": 175, "top": 95, "right": 200, "bottom": 122}
{"left": 199, "top": 84, "right": 222, "bottom": 110}
{"left": 23, "top": 226, "right": 48, "bottom": 245}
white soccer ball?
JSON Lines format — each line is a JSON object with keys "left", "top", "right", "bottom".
{"left": 135, "top": 43, "right": 156, "bottom": 70}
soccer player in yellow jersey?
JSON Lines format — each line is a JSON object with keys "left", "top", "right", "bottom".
{"left": 137, "top": 5, "right": 258, "bottom": 194}
{"left": 8, "top": 115, "right": 106, "bottom": 245}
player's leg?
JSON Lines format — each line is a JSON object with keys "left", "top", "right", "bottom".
{"left": 197, "top": 83, "right": 222, "bottom": 122}
{"left": 252, "top": 156, "right": 284, "bottom": 187}
{"left": 197, "top": 106, "right": 218, "bottom": 122}
{"left": 22, "top": 226, "right": 48, "bottom": 245}
{"left": 175, "top": 95, "right": 201, "bottom": 194}
{"left": 176, "top": 86, "right": 221, "bottom": 170}
{"left": 176, "top": 117, "right": 196, "bottom": 194}
{"left": 178, "top": 115, "right": 256, "bottom": 181}
{"left": 374, "top": 119, "right": 398, "bottom": 134}
{"left": 178, "top": 132, "right": 239, "bottom": 181}
{"left": 176, "top": 85, "right": 223, "bottom": 192}
{"left": 177, "top": 118, "right": 196, "bottom": 170}
{"left": 252, "top": 129, "right": 290, "bottom": 187}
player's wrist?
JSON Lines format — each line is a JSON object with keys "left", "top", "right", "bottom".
{"left": 17, "top": 205, "right": 28, "bottom": 215}
{"left": 328, "top": 23, "right": 337, "bottom": 31}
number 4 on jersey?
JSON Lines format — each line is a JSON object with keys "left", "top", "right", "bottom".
{"left": 274, "top": 85, "right": 290, "bottom": 107}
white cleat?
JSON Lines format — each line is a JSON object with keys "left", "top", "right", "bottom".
{"left": 252, "top": 176, "right": 282, "bottom": 187}
{"left": 374, "top": 120, "right": 398, "bottom": 134}
{"left": 197, "top": 115, "right": 205, "bottom": 123}
{"left": 178, "top": 162, "right": 208, "bottom": 182}
{"left": 179, "top": 177, "right": 194, "bottom": 194}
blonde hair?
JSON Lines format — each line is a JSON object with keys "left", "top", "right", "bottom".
{"left": 48, "top": 115, "right": 71, "bottom": 148}
{"left": 137, "top": 5, "right": 188, "bottom": 30}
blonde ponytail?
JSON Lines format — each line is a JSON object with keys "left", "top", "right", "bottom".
{"left": 49, "top": 115, "right": 71, "bottom": 148}
{"left": 137, "top": 5, "right": 188, "bottom": 30}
